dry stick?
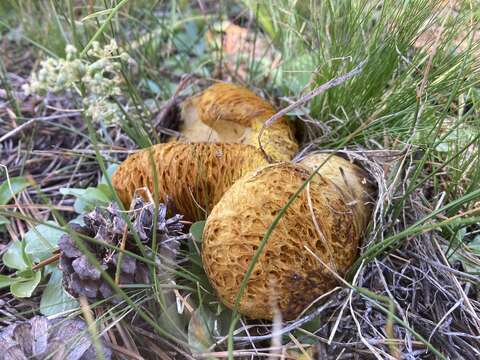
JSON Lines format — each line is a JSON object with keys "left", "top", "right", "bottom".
{"left": 345, "top": 259, "right": 389, "bottom": 360}
{"left": 154, "top": 74, "right": 193, "bottom": 129}
{"left": 327, "top": 292, "right": 349, "bottom": 345}
{"left": 79, "top": 296, "right": 107, "bottom": 360}
{"left": 257, "top": 60, "right": 367, "bottom": 161}
{"left": 288, "top": 333, "right": 312, "bottom": 360}
{"left": 408, "top": 252, "right": 480, "bottom": 282}
{"left": 374, "top": 259, "right": 406, "bottom": 357}
{"left": 432, "top": 237, "right": 480, "bottom": 334}
{"left": 197, "top": 351, "right": 291, "bottom": 359}
{"left": 224, "top": 301, "right": 334, "bottom": 343}
{"left": 0, "top": 112, "right": 81, "bottom": 143}
{"left": 304, "top": 246, "right": 447, "bottom": 360}
{"left": 31, "top": 252, "right": 60, "bottom": 271}
{"left": 114, "top": 225, "right": 129, "bottom": 285}
{"left": 270, "top": 308, "right": 283, "bottom": 359}
{"left": 106, "top": 342, "right": 145, "bottom": 360}
{"left": 116, "top": 321, "right": 141, "bottom": 357}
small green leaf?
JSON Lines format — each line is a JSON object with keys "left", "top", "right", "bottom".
{"left": 17, "top": 269, "right": 35, "bottom": 278}
{"left": 435, "top": 142, "right": 450, "bottom": 153}
{"left": 81, "top": 8, "right": 113, "bottom": 22}
{"left": 190, "top": 221, "right": 206, "bottom": 243}
{"left": 445, "top": 245, "right": 479, "bottom": 274}
{"left": 188, "top": 307, "right": 215, "bottom": 353}
{"left": 40, "top": 268, "right": 78, "bottom": 316}
{"left": 146, "top": 79, "right": 161, "bottom": 94}
{"left": 159, "top": 302, "right": 189, "bottom": 341}
{"left": 435, "top": 127, "right": 476, "bottom": 153}
{"left": 59, "top": 188, "right": 90, "bottom": 213}
{"left": 0, "top": 176, "right": 31, "bottom": 205}
{"left": 3, "top": 240, "right": 29, "bottom": 270}
{"left": 468, "top": 235, "right": 480, "bottom": 253}
{"left": 59, "top": 187, "right": 86, "bottom": 197}
{"left": 60, "top": 186, "right": 112, "bottom": 213}
{"left": 96, "top": 183, "right": 115, "bottom": 198}
{"left": 0, "top": 274, "right": 21, "bottom": 288}
{"left": 455, "top": 227, "right": 467, "bottom": 242}
{"left": 24, "top": 222, "right": 66, "bottom": 262}
{"left": 11, "top": 270, "right": 41, "bottom": 298}
{"left": 44, "top": 264, "right": 58, "bottom": 275}
{"left": 277, "top": 53, "right": 316, "bottom": 94}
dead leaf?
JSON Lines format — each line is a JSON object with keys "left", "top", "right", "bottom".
{"left": 206, "top": 21, "right": 280, "bottom": 81}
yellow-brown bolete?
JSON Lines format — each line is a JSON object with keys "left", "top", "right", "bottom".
{"left": 178, "top": 82, "right": 298, "bottom": 161}
{"left": 112, "top": 82, "right": 375, "bottom": 320}
{"left": 114, "top": 83, "right": 296, "bottom": 219}
{"left": 202, "top": 154, "right": 375, "bottom": 320}
{"left": 112, "top": 142, "right": 268, "bottom": 220}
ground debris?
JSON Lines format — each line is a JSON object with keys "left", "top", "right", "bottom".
{"left": 59, "top": 196, "right": 187, "bottom": 302}
{"left": 0, "top": 315, "right": 112, "bottom": 360}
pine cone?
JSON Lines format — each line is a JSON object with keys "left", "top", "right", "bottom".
{"left": 0, "top": 315, "right": 111, "bottom": 360}
{"left": 59, "top": 196, "right": 187, "bottom": 301}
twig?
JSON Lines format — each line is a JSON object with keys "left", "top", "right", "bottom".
{"left": 408, "top": 251, "right": 480, "bottom": 282}
{"left": 154, "top": 74, "right": 193, "bottom": 129}
{"left": 115, "top": 224, "right": 129, "bottom": 285}
{"left": 0, "top": 112, "right": 81, "bottom": 143}
{"left": 0, "top": 204, "right": 74, "bottom": 211}
{"left": 79, "top": 296, "right": 107, "bottom": 360}
{"left": 257, "top": 60, "right": 367, "bottom": 160}
{"left": 106, "top": 342, "right": 145, "bottom": 360}
{"left": 31, "top": 252, "right": 60, "bottom": 271}
{"left": 195, "top": 351, "right": 295, "bottom": 359}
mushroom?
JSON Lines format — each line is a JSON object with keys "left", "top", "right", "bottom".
{"left": 201, "top": 154, "right": 375, "bottom": 320}
{"left": 179, "top": 82, "right": 298, "bottom": 161}
{"left": 112, "top": 142, "right": 267, "bottom": 220}
{"left": 114, "top": 83, "right": 297, "bottom": 218}
{"left": 112, "top": 82, "right": 375, "bottom": 320}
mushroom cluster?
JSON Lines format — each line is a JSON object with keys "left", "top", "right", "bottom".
{"left": 112, "top": 82, "right": 375, "bottom": 320}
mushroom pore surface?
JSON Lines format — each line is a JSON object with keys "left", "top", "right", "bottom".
{"left": 114, "top": 83, "right": 299, "bottom": 220}
{"left": 202, "top": 154, "right": 375, "bottom": 320}
{"left": 112, "top": 142, "right": 268, "bottom": 220}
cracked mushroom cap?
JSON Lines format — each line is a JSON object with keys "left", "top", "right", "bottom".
{"left": 202, "top": 154, "right": 375, "bottom": 320}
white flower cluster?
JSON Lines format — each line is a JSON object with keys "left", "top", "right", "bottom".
{"left": 24, "top": 40, "right": 133, "bottom": 125}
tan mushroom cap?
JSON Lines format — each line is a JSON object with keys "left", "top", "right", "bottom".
{"left": 202, "top": 154, "right": 375, "bottom": 320}
{"left": 180, "top": 83, "right": 298, "bottom": 161}
{"left": 300, "top": 153, "right": 375, "bottom": 237}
